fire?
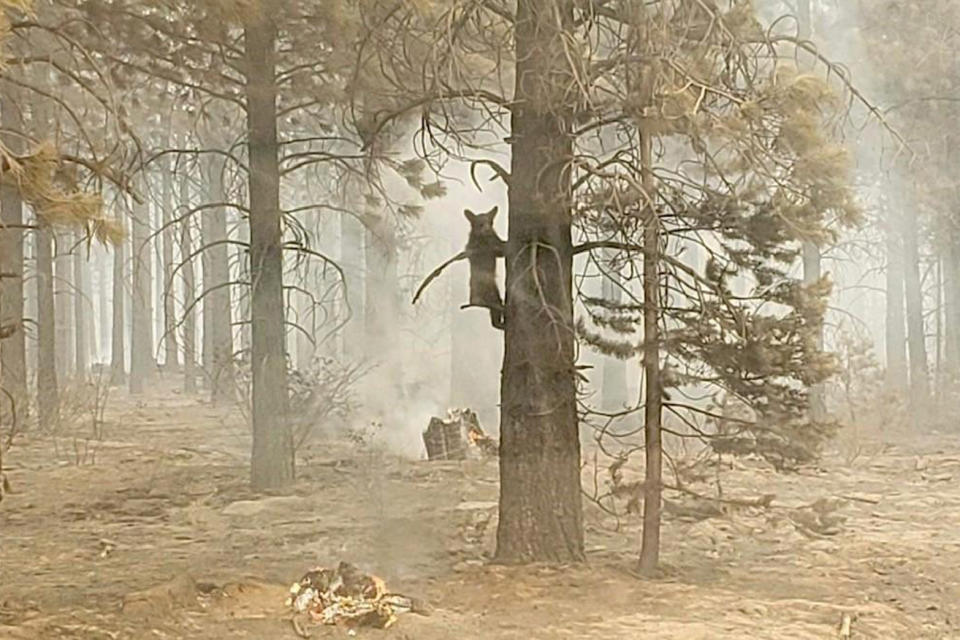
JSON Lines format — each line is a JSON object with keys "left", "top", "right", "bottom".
{"left": 286, "top": 562, "right": 420, "bottom": 630}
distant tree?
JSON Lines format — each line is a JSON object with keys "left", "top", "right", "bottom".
{"left": 857, "top": 1, "right": 960, "bottom": 405}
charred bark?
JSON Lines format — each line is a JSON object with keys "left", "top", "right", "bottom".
{"left": 638, "top": 133, "right": 662, "bottom": 575}
{"left": 201, "top": 153, "right": 234, "bottom": 402}
{"left": 129, "top": 196, "right": 154, "bottom": 394}
{"left": 245, "top": 9, "right": 293, "bottom": 489}
{"left": 36, "top": 225, "right": 59, "bottom": 430}
{"left": 54, "top": 233, "right": 73, "bottom": 379}
{"left": 494, "top": 0, "right": 584, "bottom": 564}
{"left": 161, "top": 152, "right": 179, "bottom": 370}
{"left": 181, "top": 205, "right": 197, "bottom": 394}
{"left": 73, "top": 232, "right": 88, "bottom": 378}
{"left": 110, "top": 209, "right": 127, "bottom": 385}
{"left": 0, "top": 95, "right": 26, "bottom": 425}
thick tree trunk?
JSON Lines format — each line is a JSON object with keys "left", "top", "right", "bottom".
{"left": 0, "top": 95, "right": 26, "bottom": 426}
{"left": 73, "top": 233, "right": 88, "bottom": 378}
{"left": 340, "top": 210, "right": 365, "bottom": 362}
{"left": 201, "top": 154, "right": 234, "bottom": 402}
{"left": 181, "top": 212, "right": 197, "bottom": 394}
{"left": 110, "top": 210, "right": 127, "bottom": 385}
{"left": 54, "top": 233, "right": 74, "bottom": 379}
{"left": 885, "top": 209, "right": 908, "bottom": 391}
{"left": 36, "top": 226, "right": 59, "bottom": 430}
{"left": 129, "top": 196, "right": 153, "bottom": 394}
{"left": 161, "top": 154, "right": 179, "bottom": 370}
{"left": 245, "top": 10, "right": 293, "bottom": 489}
{"left": 495, "top": 0, "right": 583, "bottom": 564}
{"left": 902, "top": 211, "right": 929, "bottom": 404}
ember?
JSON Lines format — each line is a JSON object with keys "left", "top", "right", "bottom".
{"left": 286, "top": 561, "right": 424, "bottom": 630}
{"left": 423, "top": 408, "right": 498, "bottom": 461}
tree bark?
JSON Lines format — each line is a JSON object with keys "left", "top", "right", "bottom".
{"left": 201, "top": 153, "right": 234, "bottom": 402}
{"left": 181, "top": 208, "right": 197, "bottom": 394}
{"left": 943, "top": 238, "right": 960, "bottom": 380}
{"left": 129, "top": 195, "right": 153, "bottom": 394}
{"left": 97, "top": 248, "right": 109, "bottom": 363}
{"left": 110, "top": 208, "right": 127, "bottom": 385}
{"left": 54, "top": 233, "right": 74, "bottom": 379}
{"left": 494, "top": 0, "right": 584, "bottom": 564}
{"left": 161, "top": 153, "right": 179, "bottom": 370}
{"left": 638, "top": 131, "right": 663, "bottom": 575}
{"left": 73, "top": 232, "right": 88, "bottom": 378}
{"left": 885, "top": 208, "right": 908, "bottom": 391}
{"left": 0, "top": 94, "right": 26, "bottom": 427}
{"left": 245, "top": 9, "right": 293, "bottom": 489}
{"left": 902, "top": 211, "right": 929, "bottom": 404}
{"left": 36, "top": 225, "right": 59, "bottom": 430}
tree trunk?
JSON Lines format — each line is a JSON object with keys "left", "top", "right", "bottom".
{"left": 98, "top": 248, "right": 110, "bottom": 363}
{"left": 110, "top": 209, "right": 127, "bottom": 385}
{"left": 54, "top": 233, "right": 74, "bottom": 379}
{"left": 340, "top": 210, "right": 365, "bottom": 362}
{"left": 73, "top": 233, "right": 88, "bottom": 378}
{"left": 162, "top": 154, "right": 179, "bottom": 370}
{"left": 129, "top": 195, "right": 153, "bottom": 394}
{"left": 902, "top": 211, "right": 929, "bottom": 404}
{"left": 494, "top": 0, "right": 583, "bottom": 564}
{"left": 943, "top": 238, "right": 960, "bottom": 381}
{"left": 885, "top": 208, "right": 908, "bottom": 391}
{"left": 245, "top": 9, "right": 293, "bottom": 489}
{"left": 201, "top": 153, "right": 234, "bottom": 402}
{"left": 638, "top": 132, "right": 663, "bottom": 575}
{"left": 181, "top": 212, "right": 197, "bottom": 394}
{"left": 0, "top": 95, "right": 26, "bottom": 428}
{"left": 36, "top": 225, "right": 59, "bottom": 430}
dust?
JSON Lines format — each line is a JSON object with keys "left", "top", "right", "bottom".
{"left": 0, "top": 380, "right": 957, "bottom": 638}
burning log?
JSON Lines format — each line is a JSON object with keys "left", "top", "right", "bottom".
{"left": 423, "top": 408, "right": 498, "bottom": 461}
{"left": 286, "top": 561, "right": 427, "bottom": 631}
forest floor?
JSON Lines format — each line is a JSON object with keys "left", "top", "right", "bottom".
{"left": 1, "top": 380, "right": 959, "bottom": 639}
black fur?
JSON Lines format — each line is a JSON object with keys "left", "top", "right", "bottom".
{"left": 464, "top": 206, "right": 506, "bottom": 330}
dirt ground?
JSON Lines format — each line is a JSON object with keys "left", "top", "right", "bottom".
{"left": 1, "top": 380, "right": 959, "bottom": 639}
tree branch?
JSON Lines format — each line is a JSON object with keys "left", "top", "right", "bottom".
{"left": 411, "top": 251, "right": 467, "bottom": 305}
